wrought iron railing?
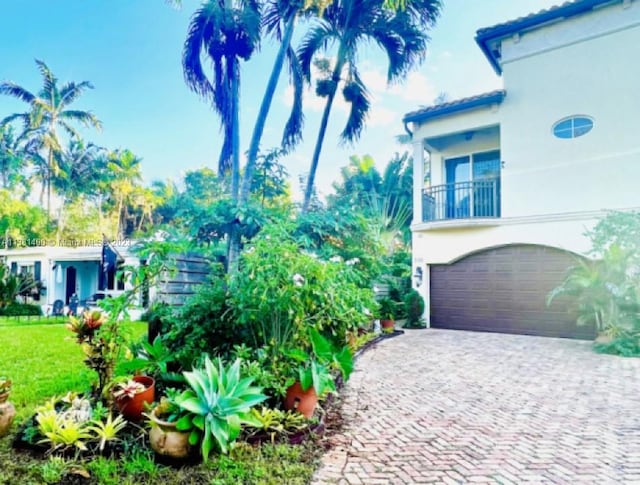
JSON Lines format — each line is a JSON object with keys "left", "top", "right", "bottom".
{"left": 422, "top": 178, "right": 500, "bottom": 222}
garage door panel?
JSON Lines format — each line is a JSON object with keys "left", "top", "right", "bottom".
{"left": 430, "top": 245, "right": 595, "bottom": 339}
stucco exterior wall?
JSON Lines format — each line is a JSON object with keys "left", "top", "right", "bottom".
{"left": 499, "top": 4, "right": 640, "bottom": 217}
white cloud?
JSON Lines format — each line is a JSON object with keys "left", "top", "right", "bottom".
{"left": 359, "top": 67, "right": 438, "bottom": 104}
{"left": 388, "top": 71, "right": 438, "bottom": 103}
{"left": 367, "top": 105, "right": 398, "bottom": 128}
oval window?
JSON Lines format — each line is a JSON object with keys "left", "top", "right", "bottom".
{"left": 553, "top": 116, "right": 593, "bottom": 139}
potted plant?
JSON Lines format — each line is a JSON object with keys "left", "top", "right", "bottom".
{"left": 0, "top": 376, "right": 15, "bottom": 437}
{"left": 146, "top": 390, "right": 193, "bottom": 459}
{"left": 113, "top": 375, "right": 155, "bottom": 421}
{"left": 377, "top": 297, "right": 397, "bottom": 330}
{"left": 284, "top": 328, "right": 353, "bottom": 418}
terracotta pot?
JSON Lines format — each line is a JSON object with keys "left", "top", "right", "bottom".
{"left": 380, "top": 319, "right": 395, "bottom": 330}
{"left": 116, "top": 375, "right": 155, "bottom": 421}
{"left": 148, "top": 408, "right": 192, "bottom": 459}
{"left": 0, "top": 401, "right": 16, "bottom": 438}
{"left": 284, "top": 381, "right": 318, "bottom": 418}
{"left": 595, "top": 333, "right": 614, "bottom": 345}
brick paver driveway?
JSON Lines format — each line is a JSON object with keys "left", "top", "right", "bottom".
{"left": 313, "top": 329, "right": 640, "bottom": 484}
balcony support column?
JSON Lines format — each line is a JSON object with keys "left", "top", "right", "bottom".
{"left": 412, "top": 140, "right": 425, "bottom": 225}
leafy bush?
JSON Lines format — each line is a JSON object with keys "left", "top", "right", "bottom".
{"left": 377, "top": 297, "right": 397, "bottom": 320}
{"left": 0, "top": 302, "right": 42, "bottom": 316}
{"left": 232, "top": 226, "right": 377, "bottom": 350}
{"left": 403, "top": 289, "right": 425, "bottom": 328}
{"left": 548, "top": 211, "right": 640, "bottom": 354}
{"left": 162, "top": 280, "right": 249, "bottom": 367}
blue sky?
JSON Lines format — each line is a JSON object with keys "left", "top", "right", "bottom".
{"left": 0, "top": 0, "right": 559, "bottom": 199}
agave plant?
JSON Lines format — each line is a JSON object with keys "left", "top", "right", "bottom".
{"left": 174, "top": 357, "right": 267, "bottom": 460}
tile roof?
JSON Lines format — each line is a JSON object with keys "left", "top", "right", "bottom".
{"left": 475, "top": 0, "right": 617, "bottom": 74}
{"left": 403, "top": 90, "right": 506, "bottom": 125}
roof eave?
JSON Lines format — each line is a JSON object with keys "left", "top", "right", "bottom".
{"left": 475, "top": 35, "right": 503, "bottom": 75}
{"left": 474, "top": 0, "right": 617, "bottom": 77}
{"left": 403, "top": 91, "right": 505, "bottom": 125}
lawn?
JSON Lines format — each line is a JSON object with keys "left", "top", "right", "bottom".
{"left": 0, "top": 321, "right": 318, "bottom": 484}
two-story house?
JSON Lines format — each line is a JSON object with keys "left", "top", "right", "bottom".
{"left": 404, "top": 0, "right": 640, "bottom": 338}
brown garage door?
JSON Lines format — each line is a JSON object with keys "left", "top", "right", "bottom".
{"left": 430, "top": 245, "right": 595, "bottom": 339}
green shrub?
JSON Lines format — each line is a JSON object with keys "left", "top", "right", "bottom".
{"left": 548, "top": 211, "right": 640, "bottom": 346}
{"left": 162, "top": 280, "right": 249, "bottom": 367}
{"left": 377, "top": 297, "right": 397, "bottom": 320}
{"left": 0, "top": 302, "right": 42, "bottom": 316}
{"left": 232, "top": 227, "right": 377, "bottom": 349}
{"left": 403, "top": 289, "right": 425, "bottom": 328}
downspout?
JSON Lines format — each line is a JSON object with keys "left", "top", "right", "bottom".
{"left": 403, "top": 120, "right": 413, "bottom": 138}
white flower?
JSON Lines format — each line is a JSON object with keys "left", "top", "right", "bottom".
{"left": 293, "top": 273, "right": 305, "bottom": 287}
{"left": 346, "top": 257, "right": 360, "bottom": 266}
{"left": 329, "top": 256, "right": 342, "bottom": 263}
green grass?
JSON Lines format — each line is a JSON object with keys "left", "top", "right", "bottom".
{"left": 0, "top": 315, "right": 68, "bottom": 327}
{"left": 0, "top": 321, "right": 146, "bottom": 420}
{"left": 0, "top": 322, "right": 319, "bottom": 484}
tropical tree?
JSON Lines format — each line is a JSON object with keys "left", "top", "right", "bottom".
{"left": 239, "top": 0, "right": 319, "bottom": 205}
{"left": 53, "top": 138, "right": 105, "bottom": 239}
{"left": 182, "top": 0, "right": 261, "bottom": 198}
{"left": 298, "top": 0, "right": 441, "bottom": 211}
{"left": 0, "top": 125, "right": 27, "bottom": 192}
{"left": 104, "top": 149, "right": 143, "bottom": 238}
{"left": 0, "top": 60, "right": 101, "bottom": 216}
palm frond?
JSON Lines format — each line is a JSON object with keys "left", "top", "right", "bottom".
{"left": 297, "top": 21, "right": 335, "bottom": 82}
{"left": 0, "top": 82, "right": 37, "bottom": 104}
{"left": 34, "top": 59, "right": 58, "bottom": 101}
{"left": 182, "top": 3, "right": 217, "bottom": 99}
{"left": 59, "top": 110, "right": 102, "bottom": 130}
{"left": 340, "top": 69, "right": 370, "bottom": 143}
{"left": 369, "top": 20, "right": 405, "bottom": 81}
{"left": 0, "top": 112, "right": 30, "bottom": 129}
{"left": 59, "top": 81, "right": 94, "bottom": 106}
{"left": 262, "top": 0, "right": 284, "bottom": 37}
{"left": 281, "top": 44, "right": 305, "bottom": 151}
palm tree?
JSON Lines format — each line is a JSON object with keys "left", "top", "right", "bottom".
{"left": 183, "top": 0, "right": 262, "bottom": 273}
{"left": 298, "top": 0, "right": 441, "bottom": 212}
{"left": 53, "top": 138, "right": 104, "bottom": 240}
{"left": 0, "top": 125, "right": 26, "bottom": 192}
{"left": 182, "top": 0, "right": 261, "bottom": 199}
{"left": 239, "top": 0, "right": 318, "bottom": 205}
{"left": 105, "top": 150, "right": 143, "bottom": 238}
{"left": 0, "top": 60, "right": 101, "bottom": 217}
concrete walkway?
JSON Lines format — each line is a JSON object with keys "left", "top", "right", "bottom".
{"left": 313, "top": 329, "right": 640, "bottom": 484}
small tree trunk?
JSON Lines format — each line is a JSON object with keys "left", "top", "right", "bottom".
{"left": 240, "top": 14, "right": 296, "bottom": 205}
{"left": 302, "top": 56, "right": 345, "bottom": 213}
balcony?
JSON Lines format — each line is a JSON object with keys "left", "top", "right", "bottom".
{"left": 423, "top": 178, "right": 501, "bottom": 222}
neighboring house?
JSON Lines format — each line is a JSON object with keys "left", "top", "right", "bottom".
{"left": 0, "top": 242, "right": 214, "bottom": 316}
{"left": 0, "top": 242, "right": 141, "bottom": 315}
{"left": 404, "top": 0, "right": 640, "bottom": 338}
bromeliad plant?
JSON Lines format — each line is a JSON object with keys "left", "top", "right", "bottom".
{"left": 174, "top": 356, "right": 267, "bottom": 460}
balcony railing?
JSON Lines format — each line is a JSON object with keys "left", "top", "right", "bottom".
{"left": 423, "top": 178, "right": 500, "bottom": 222}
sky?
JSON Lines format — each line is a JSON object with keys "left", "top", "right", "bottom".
{"left": 0, "top": 0, "right": 560, "bottom": 200}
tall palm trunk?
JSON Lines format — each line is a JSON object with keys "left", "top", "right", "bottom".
{"left": 302, "top": 55, "right": 346, "bottom": 213}
{"left": 227, "top": 57, "right": 242, "bottom": 274}
{"left": 240, "top": 14, "right": 297, "bottom": 205}
{"left": 47, "top": 148, "right": 54, "bottom": 219}
{"left": 230, "top": 57, "right": 241, "bottom": 201}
